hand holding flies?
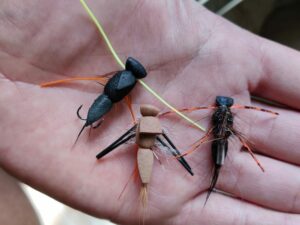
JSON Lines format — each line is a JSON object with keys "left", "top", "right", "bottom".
{"left": 1, "top": 1, "right": 300, "bottom": 225}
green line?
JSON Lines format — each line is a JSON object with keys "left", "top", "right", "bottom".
{"left": 79, "top": 0, "right": 125, "bottom": 68}
{"left": 138, "top": 80, "right": 205, "bottom": 131}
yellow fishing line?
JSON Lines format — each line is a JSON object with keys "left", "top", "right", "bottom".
{"left": 79, "top": 0, "right": 205, "bottom": 132}
{"left": 137, "top": 80, "right": 205, "bottom": 131}
{"left": 79, "top": 0, "right": 124, "bottom": 69}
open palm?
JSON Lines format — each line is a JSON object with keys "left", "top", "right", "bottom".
{"left": 0, "top": 1, "right": 300, "bottom": 224}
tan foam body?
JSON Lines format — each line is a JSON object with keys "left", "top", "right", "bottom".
{"left": 136, "top": 105, "right": 161, "bottom": 185}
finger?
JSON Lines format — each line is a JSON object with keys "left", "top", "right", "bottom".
{"left": 252, "top": 37, "right": 300, "bottom": 109}
{"left": 217, "top": 150, "right": 300, "bottom": 214}
{"left": 234, "top": 103, "right": 300, "bottom": 166}
{"left": 176, "top": 192, "right": 300, "bottom": 225}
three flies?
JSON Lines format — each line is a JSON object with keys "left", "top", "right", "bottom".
{"left": 42, "top": 63, "right": 279, "bottom": 206}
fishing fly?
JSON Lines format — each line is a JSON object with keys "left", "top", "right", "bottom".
{"left": 40, "top": 0, "right": 205, "bottom": 143}
{"left": 96, "top": 104, "right": 194, "bottom": 212}
{"left": 41, "top": 57, "right": 146, "bottom": 143}
{"left": 161, "top": 96, "right": 279, "bottom": 205}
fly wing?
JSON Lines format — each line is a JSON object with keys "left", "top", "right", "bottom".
{"left": 154, "top": 132, "right": 194, "bottom": 176}
{"left": 161, "top": 132, "right": 193, "bottom": 170}
{"left": 96, "top": 124, "right": 137, "bottom": 159}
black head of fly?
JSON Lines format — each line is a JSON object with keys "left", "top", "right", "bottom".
{"left": 215, "top": 96, "right": 234, "bottom": 107}
{"left": 125, "top": 57, "right": 147, "bottom": 79}
{"left": 74, "top": 94, "right": 113, "bottom": 144}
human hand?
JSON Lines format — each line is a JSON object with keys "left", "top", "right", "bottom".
{"left": 0, "top": 1, "right": 300, "bottom": 224}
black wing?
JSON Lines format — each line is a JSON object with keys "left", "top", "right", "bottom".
{"left": 156, "top": 131, "right": 194, "bottom": 176}
{"left": 96, "top": 124, "right": 137, "bottom": 159}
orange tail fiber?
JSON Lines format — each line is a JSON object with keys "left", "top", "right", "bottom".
{"left": 140, "top": 184, "right": 148, "bottom": 208}
{"left": 139, "top": 184, "right": 148, "bottom": 225}
{"left": 125, "top": 95, "right": 137, "bottom": 124}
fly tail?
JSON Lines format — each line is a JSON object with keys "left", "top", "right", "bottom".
{"left": 140, "top": 184, "right": 148, "bottom": 208}
{"left": 72, "top": 123, "right": 87, "bottom": 147}
{"left": 204, "top": 165, "right": 221, "bottom": 206}
{"left": 139, "top": 184, "right": 148, "bottom": 225}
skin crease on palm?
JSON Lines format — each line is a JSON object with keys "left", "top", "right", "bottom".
{"left": 0, "top": 0, "right": 300, "bottom": 224}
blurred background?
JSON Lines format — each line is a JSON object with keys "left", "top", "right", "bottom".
{"left": 5, "top": 0, "right": 300, "bottom": 224}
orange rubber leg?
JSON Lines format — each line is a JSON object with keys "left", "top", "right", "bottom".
{"left": 179, "top": 127, "right": 214, "bottom": 157}
{"left": 124, "top": 95, "right": 137, "bottom": 124}
{"left": 237, "top": 135, "right": 265, "bottom": 172}
{"left": 40, "top": 76, "right": 108, "bottom": 87}
{"left": 231, "top": 104, "right": 279, "bottom": 116}
{"left": 159, "top": 105, "right": 216, "bottom": 117}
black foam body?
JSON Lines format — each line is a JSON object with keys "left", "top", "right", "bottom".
{"left": 86, "top": 94, "right": 113, "bottom": 126}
